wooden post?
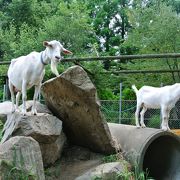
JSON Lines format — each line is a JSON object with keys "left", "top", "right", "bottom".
{"left": 119, "top": 82, "right": 122, "bottom": 124}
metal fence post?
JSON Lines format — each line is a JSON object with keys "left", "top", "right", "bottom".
{"left": 119, "top": 82, "right": 122, "bottom": 124}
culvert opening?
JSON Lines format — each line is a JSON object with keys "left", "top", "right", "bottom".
{"left": 143, "top": 135, "right": 180, "bottom": 180}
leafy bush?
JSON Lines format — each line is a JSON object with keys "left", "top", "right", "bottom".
{"left": 102, "top": 154, "right": 118, "bottom": 163}
{"left": 122, "top": 87, "right": 136, "bottom": 100}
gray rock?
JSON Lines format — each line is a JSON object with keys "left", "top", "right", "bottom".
{"left": 42, "top": 65, "right": 117, "bottom": 154}
{"left": 0, "top": 136, "right": 45, "bottom": 180}
{"left": 12, "top": 113, "right": 62, "bottom": 143}
{"left": 40, "top": 131, "right": 67, "bottom": 166}
{"left": 75, "top": 162, "right": 125, "bottom": 180}
{"left": 19, "top": 100, "right": 52, "bottom": 114}
{"left": 2, "top": 112, "right": 66, "bottom": 166}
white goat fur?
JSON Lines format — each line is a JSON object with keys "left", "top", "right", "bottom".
{"left": 132, "top": 84, "right": 180, "bottom": 131}
{"left": 8, "top": 40, "right": 72, "bottom": 115}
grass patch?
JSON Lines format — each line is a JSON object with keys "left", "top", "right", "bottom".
{"left": 0, "top": 159, "right": 35, "bottom": 180}
{"left": 102, "top": 154, "right": 118, "bottom": 163}
{"left": 0, "top": 145, "right": 36, "bottom": 180}
{"left": 101, "top": 153, "right": 154, "bottom": 180}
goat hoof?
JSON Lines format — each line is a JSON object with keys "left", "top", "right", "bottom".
{"left": 31, "top": 110, "right": 37, "bottom": 115}
{"left": 11, "top": 108, "right": 15, "bottom": 113}
{"left": 162, "top": 127, "right": 168, "bottom": 131}
{"left": 22, "top": 111, "right": 27, "bottom": 116}
{"left": 167, "top": 127, "right": 170, "bottom": 131}
{"left": 141, "top": 125, "right": 146, "bottom": 128}
{"left": 136, "top": 125, "right": 140, "bottom": 129}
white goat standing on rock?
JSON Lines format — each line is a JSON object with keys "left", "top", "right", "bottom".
{"left": 132, "top": 83, "right": 180, "bottom": 131}
{"left": 8, "top": 40, "right": 72, "bottom": 116}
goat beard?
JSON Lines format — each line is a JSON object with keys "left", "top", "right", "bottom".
{"left": 51, "top": 61, "right": 59, "bottom": 77}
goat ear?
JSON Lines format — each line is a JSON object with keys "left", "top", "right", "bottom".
{"left": 62, "top": 48, "right": 72, "bottom": 55}
{"left": 43, "top": 41, "right": 52, "bottom": 47}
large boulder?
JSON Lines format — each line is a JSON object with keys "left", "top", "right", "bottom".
{"left": 2, "top": 112, "right": 66, "bottom": 166}
{"left": 0, "top": 136, "right": 45, "bottom": 180}
{"left": 39, "top": 132, "right": 66, "bottom": 166}
{"left": 41, "top": 65, "right": 117, "bottom": 154}
{"left": 12, "top": 113, "right": 62, "bottom": 143}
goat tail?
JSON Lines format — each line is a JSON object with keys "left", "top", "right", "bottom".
{"left": 132, "top": 84, "right": 138, "bottom": 94}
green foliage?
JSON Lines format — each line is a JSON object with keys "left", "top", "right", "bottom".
{"left": 0, "top": 0, "right": 92, "bottom": 61}
{"left": 122, "top": 88, "right": 136, "bottom": 100}
{"left": 86, "top": 0, "right": 131, "bottom": 70}
{"left": 116, "top": 166, "right": 153, "bottom": 180}
{"left": 101, "top": 153, "right": 154, "bottom": 180}
{"left": 0, "top": 0, "right": 179, "bottom": 100}
{"left": 37, "top": 1, "right": 92, "bottom": 54}
{"left": 0, "top": 25, "right": 17, "bottom": 60}
{"left": 0, "top": 147, "right": 36, "bottom": 180}
{"left": 5, "top": 0, "right": 38, "bottom": 28}
{"left": 0, "top": 160, "right": 35, "bottom": 180}
{"left": 102, "top": 154, "right": 118, "bottom": 163}
{"left": 83, "top": 61, "right": 120, "bottom": 100}
{"left": 147, "top": 114, "right": 161, "bottom": 128}
{"left": 131, "top": 3, "right": 180, "bottom": 53}
{"left": 123, "top": 1, "right": 180, "bottom": 84}
{"left": 99, "top": 88, "right": 118, "bottom": 100}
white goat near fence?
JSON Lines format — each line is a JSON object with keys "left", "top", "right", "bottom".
{"left": 8, "top": 40, "right": 72, "bottom": 115}
{"left": 132, "top": 83, "right": 180, "bottom": 131}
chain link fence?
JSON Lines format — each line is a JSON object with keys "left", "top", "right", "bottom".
{"left": 100, "top": 100, "right": 180, "bottom": 129}
{"left": 1, "top": 79, "right": 180, "bottom": 129}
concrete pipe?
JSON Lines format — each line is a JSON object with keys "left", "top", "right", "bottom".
{"left": 108, "top": 123, "right": 180, "bottom": 180}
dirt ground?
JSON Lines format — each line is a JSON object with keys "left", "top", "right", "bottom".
{"left": 171, "top": 129, "right": 180, "bottom": 136}
{"left": 45, "top": 145, "right": 104, "bottom": 180}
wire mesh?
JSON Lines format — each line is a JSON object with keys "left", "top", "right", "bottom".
{"left": 1, "top": 83, "right": 180, "bottom": 129}
{"left": 100, "top": 100, "right": 180, "bottom": 129}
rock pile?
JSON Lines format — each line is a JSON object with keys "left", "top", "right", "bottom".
{"left": 0, "top": 65, "right": 119, "bottom": 179}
